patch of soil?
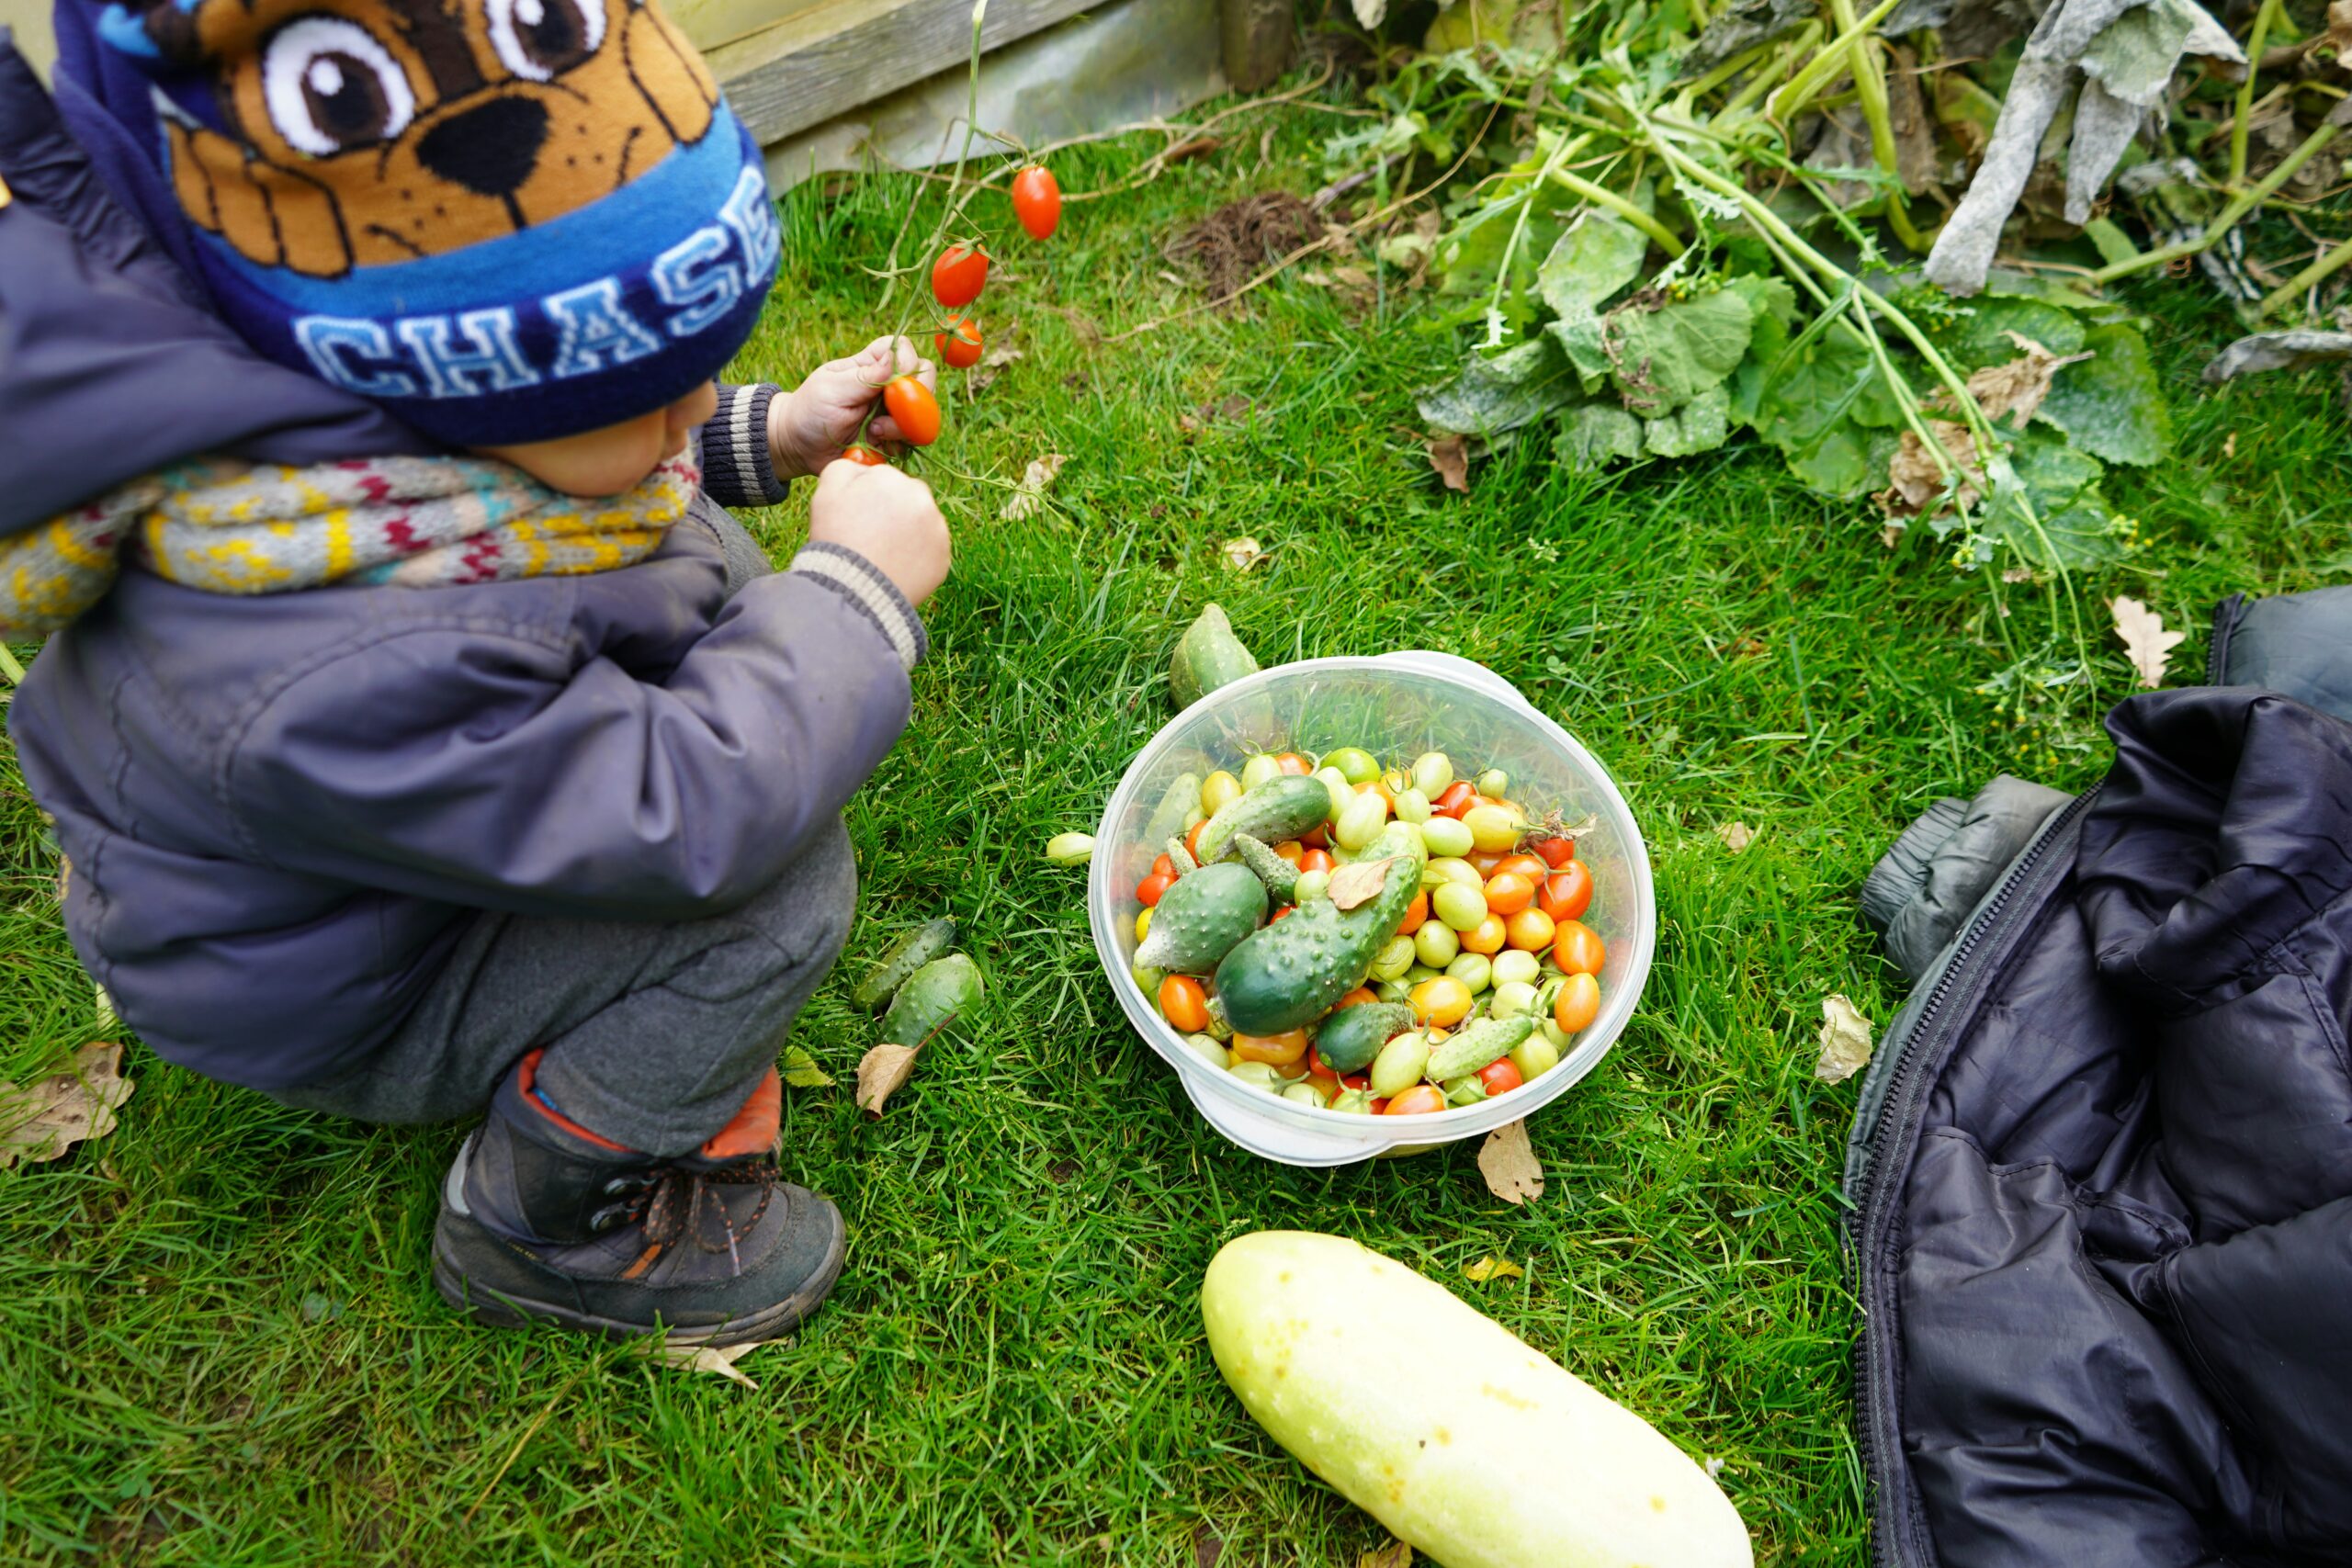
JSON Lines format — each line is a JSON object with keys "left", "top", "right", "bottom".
{"left": 1167, "top": 192, "right": 1321, "bottom": 301}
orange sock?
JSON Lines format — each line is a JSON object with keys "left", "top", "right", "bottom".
{"left": 699, "top": 1066, "right": 783, "bottom": 1160}
{"left": 514, "top": 1047, "right": 631, "bottom": 1153}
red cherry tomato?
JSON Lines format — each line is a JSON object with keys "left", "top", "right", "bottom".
{"left": 1434, "top": 782, "right": 1478, "bottom": 818}
{"left": 931, "top": 243, "right": 989, "bottom": 308}
{"left": 1495, "top": 853, "right": 1549, "bottom": 885}
{"left": 1532, "top": 836, "right": 1577, "bottom": 868}
{"left": 1301, "top": 824, "right": 1330, "bottom": 849}
{"left": 882, "top": 375, "right": 941, "bottom": 446}
{"left": 1159, "top": 975, "right": 1209, "bottom": 1033}
{"left": 1136, "top": 872, "right": 1174, "bottom": 908}
{"left": 1476, "top": 1058, "right": 1524, "bottom": 1097}
{"left": 1299, "top": 848, "right": 1335, "bottom": 874}
{"left": 1271, "top": 906, "right": 1295, "bottom": 921}
{"left": 1384, "top": 1084, "right": 1448, "bottom": 1115}
{"left": 1539, "top": 862, "right": 1594, "bottom": 922}
{"left": 1011, "top": 165, "right": 1062, "bottom": 241}
{"left": 838, "top": 444, "right": 889, "bottom": 467}
{"left": 934, "top": 315, "right": 983, "bottom": 369}
{"left": 1150, "top": 852, "right": 1176, "bottom": 880}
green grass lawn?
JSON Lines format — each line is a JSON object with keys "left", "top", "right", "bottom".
{"left": 5, "top": 81, "right": 2349, "bottom": 1565}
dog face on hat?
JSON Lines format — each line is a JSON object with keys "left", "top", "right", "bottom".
{"left": 142, "top": 0, "right": 718, "bottom": 277}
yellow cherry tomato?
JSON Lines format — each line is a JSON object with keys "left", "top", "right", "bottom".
{"left": 1460, "top": 915, "right": 1509, "bottom": 956}
{"left": 1230, "top": 1029, "right": 1310, "bottom": 1066}
{"left": 1408, "top": 976, "right": 1475, "bottom": 1028}
{"left": 1553, "top": 971, "right": 1601, "bottom": 1033}
{"left": 1505, "top": 907, "right": 1557, "bottom": 953}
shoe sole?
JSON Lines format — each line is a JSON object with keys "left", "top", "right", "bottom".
{"left": 430, "top": 1200, "right": 846, "bottom": 1348}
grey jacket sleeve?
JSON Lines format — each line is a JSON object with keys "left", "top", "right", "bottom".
{"left": 222, "top": 556, "right": 925, "bottom": 920}
{"left": 698, "top": 383, "right": 788, "bottom": 510}
{"left": 1860, "top": 775, "right": 2074, "bottom": 982}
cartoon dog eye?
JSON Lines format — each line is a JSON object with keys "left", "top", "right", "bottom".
{"left": 260, "top": 16, "right": 417, "bottom": 156}
{"left": 484, "top": 0, "right": 607, "bottom": 82}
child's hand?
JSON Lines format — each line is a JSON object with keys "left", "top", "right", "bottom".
{"left": 768, "top": 337, "right": 939, "bottom": 479}
{"left": 808, "top": 458, "right": 952, "bottom": 608}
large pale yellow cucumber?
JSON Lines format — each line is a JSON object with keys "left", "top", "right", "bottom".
{"left": 1201, "top": 1232, "right": 1751, "bottom": 1568}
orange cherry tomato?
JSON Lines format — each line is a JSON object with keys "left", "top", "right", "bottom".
{"left": 1495, "top": 853, "right": 1549, "bottom": 885}
{"left": 1231, "top": 1029, "right": 1309, "bottom": 1066}
{"left": 1136, "top": 872, "right": 1174, "bottom": 908}
{"left": 1010, "top": 165, "right": 1063, "bottom": 240}
{"left": 934, "top": 315, "right": 982, "bottom": 369}
{"left": 1532, "top": 836, "right": 1577, "bottom": 868}
{"left": 1272, "top": 906, "right": 1295, "bottom": 921}
{"left": 1301, "top": 824, "right": 1330, "bottom": 849}
{"left": 1483, "top": 872, "right": 1535, "bottom": 915}
{"left": 1476, "top": 1058, "right": 1524, "bottom": 1097}
{"left": 1554, "top": 971, "right": 1601, "bottom": 1033}
{"left": 1272, "top": 841, "right": 1306, "bottom": 866}
{"left": 1539, "top": 863, "right": 1594, "bottom": 922}
{"left": 1299, "top": 849, "right": 1335, "bottom": 874}
{"left": 1466, "top": 851, "right": 1505, "bottom": 876}
{"left": 1274, "top": 752, "right": 1313, "bottom": 776}
{"left": 839, "top": 444, "right": 889, "bottom": 467}
{"left": 1434, "top": 782, "right": 1478, "bottom": 818}
{"left": 1150, "top": 853, "right": 1176, "bottom": 880}
{"left": 1409, "top": 976, "right": 1474, "bottom": 1027}
{"left": 1505, "top": 907, "right": 1556, "bottom": 953}
{"left": 1461, "top": 916, "right": 1508, "bottom": 956}
{"left": 1186, "top": 819, "right": 1210, "bottom": 860}
{"left": 1396, "top": 889, "right": 1430, "bottom": 936}
{"left": 1384, "top": 1084, "right": 1448, "bottom": 1115}
{"left": 882, "top": 375, "right": 941, "bottom": 446}
{"left": 1358, "top": 777, "right": 1397, "bottom": 809}
{"left": 1369, "top": 1098, "right": 1390, "bottom": 1113}
{"left": 1159, "top": 975, "right": 1209, "bottom": 1033}
{"left": 1335, "top": 987, "right": 1376, "bottom": 1010}
{"left": 1554, "top": 919, "right": 1606, "bottom": 976}
{"left": 931, "top": 243, "right": 989, "bottom": 307}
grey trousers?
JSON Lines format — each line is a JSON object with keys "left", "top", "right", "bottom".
{"left": 270, "top": 496, "right": 858, "bottom": 1156}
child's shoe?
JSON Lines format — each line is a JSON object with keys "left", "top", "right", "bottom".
{"left": 431, "top": 1053, "right": 843, "bottom": 1345}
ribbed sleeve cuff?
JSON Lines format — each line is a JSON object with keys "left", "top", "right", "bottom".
{"left": 700, "top": 384, "right": 787, "bottom": 509}
{"left": 787, "top": 543, "right": 930, "bottom": 671}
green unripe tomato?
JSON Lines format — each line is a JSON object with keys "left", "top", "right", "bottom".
{"left": 1294, "top": 869, "right": 1332, "bottom": 904}
{"left": 1239, "top": 753, "right": 1282, "bottom": 792}
{"left": 1183, "top": 1032, "right": 1231, "bottom": 1070}
{"left": 1200, "top": 770, "right": 1242, "bottom": 816}
{"left": 1413, "top": 922, "right": 1460, "bottom": 967}
{"left": 1445, "top": 953, "right": 1492, "bottom": 993}
{"left": 1335, "top": 792, "right": 1389, "bottom": 851}
{"left": 1510, "top": 1034, "right": 1563, "bottom": 1080}
{"left": 1369, "top": 1032, "right": 1431, "bottom": 1098}
{"left": 1405, "top": 964, "right": 1442, "bottom": 986}
{"left": 1476, "top": 767, "right": 1510, "bottom": 797}
{"left": 1539, "top": 1019, "right": 1573, "bottom": 1051}
{"left": 1464, "top": 804, "right": 1521, "bottom": 853}
{"left": 1228, "top": 1061, "right": 1283, "bottom": 1090}
{"left": 1419, "top": 817, "right": 1475, "bottom": 859}
{"left": 1371, "top": 935, "right": 1418, "bottom": 982}
{"left": 1490, "top": 979, "right": 1537, "bottom": 1020}
{"left": 1329, "top": 1088, "right": 1378, "bottom": 1115}
{"left": 1426, "top": 856, "right": 1484, "bottom": 890}
{"left": 1374, "top": 978, "right": 1412, "bottom": 1004}
{"left": 1442, "top": 1074, "right": 1487, "bottom": 1107}
{"left": 1323, "top": 747, "right": 1381, "bottom": 784}
{"left": 1393, "top": 787, "right": 1432, "bottom": 824}
{"left": 1282, "top": 1080, "right": 1330, "bottom": 1109}
{"left": 1314, "top": 767, "right": 1352, "bottom": 819}
{"left": 1432, "top": 882, "right": 1489, "bottom": 932}
{"left": 1492, "top": 950, "right": 1543, "bottom": 988}
{"left": 1134, "top": 963, "right": 1167, "bottom": 993}
{"left": 1409, "top": 751, "right": 1455, "bottom": 796}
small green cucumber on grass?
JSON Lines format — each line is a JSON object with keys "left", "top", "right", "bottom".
{"left": 1230, "top": 833, "right": 1301, "bottom": 904}
{"left": 851, "top": 918, "right": 957, "bottom": 1012}
{"left": 1170, "top": 603, "right": 1261, "bottom": 711}
{"left": 879, "top": 953, "right": 985, "bottom": 1048}
{"left": 1195, "top": 776, "right": 1333, "bottom": 865}
{"left": 1134, "top": 862, "right": 1267, "bottom": 974}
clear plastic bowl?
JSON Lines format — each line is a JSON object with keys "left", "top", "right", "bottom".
{"left": 1088, "top": 651, "right": 1656, "bottom": 1167}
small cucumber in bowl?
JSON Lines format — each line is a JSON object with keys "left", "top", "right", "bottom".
{"left": 1194, "top": 776, "right": 1332, "bottom": 865}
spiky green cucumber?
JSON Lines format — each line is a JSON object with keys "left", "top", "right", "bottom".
{"left": 1214, "top": 854, "right": 1425, "bottom": 1036}
{"left": 1143, "top": 773, "right": 1204, "bottom": 854}
{"left": 1196, "top": 776, "right": 1331, "bottom": 866}
{"left": 880, "top": 953, "right": 985, "bottom": 1048}
{"left": 1230, "top": 833, "right": 1300, "bottom": 903}
{"left": 851, "top": 918, "right": 957, "bottom": 1012}
{"left": 1170, "top": 603, "right": 1260, "bottom": 711}
{"left": 1427, "top": 1016, "right": 1536, "bottom": 1081}
{"left": 1135, "top": 862, "right": 1266, "bottom": 974}
{"left": 1312, "top": 1002, "right": 1416, "bottom": 1074}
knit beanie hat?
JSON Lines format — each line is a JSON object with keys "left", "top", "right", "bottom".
{"left": 58, "top": 0, "right": 777, "bottom": 446}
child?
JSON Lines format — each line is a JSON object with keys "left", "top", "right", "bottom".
{"left": 0, "top": 0, "right": 948, "bottom": 1346}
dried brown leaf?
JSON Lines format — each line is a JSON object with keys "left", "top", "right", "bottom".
{"left": 1357, "top": 1540, "right": 1414, "bottom": 1568}
{"left": 1714, "top": 821, "right": 1755, "bottom": 853}
{"left": 855, "top": 1043, "right": 920, "bottom": 1114}
{"left": 1219, "top": 536, "right": 1266, "bottom": 572}
{"left": 1882, "top": 420, "right": 1984, "bottom": 519}
{"left": 2110, "top": 596, "right": 2186, "bottom": 690}
{"left": 2330, "top": 0, "right": 2352, "bottom": 59}
{"left": 641, "top": 1337, "right": 775, "bottom": 1389}
{"left": 1956, "top": 333, "right": 2093, "bottom": 430}
{"left": 1815, "top": 995, "right": 1874, "bottom": 1085}
{"left": 1426, "top": 434, "right": 1471, "bottom": 493}
{"left": 1463, "top": 1255, "right": 1524, "bottom": 1282}
{"left": 0, "top": 1042, "right": 133, "bottom": 1169}
{"left": 999, "top": 454, "right": 1070, "bottom": 522}
{"left": 1477, "top": 1120, "right": 1544, "bottom": 1205}
{"left": 1328, "top": 855, "right": 1399, "bottom": 911}
{"left": 968, "top": 337, "right": 1024, "bottom": 393}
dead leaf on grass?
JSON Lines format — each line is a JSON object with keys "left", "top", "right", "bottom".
{"left": 1815, "top": 995, "right": 1874, "bottom": 1085}
{"left": 1464, "top": 1255, "right": 1524, "bottom": 1282}
{"left": 1000, "top": 454, "right": 1070, "bottom": 522}
{"left": 641, "top": 1337, "right": 775, "bottom": 1390}
{"left": 1192, "top": 1522, "right": 1224, "bottom": 1568}
{"left": 969, "top": 336, "right": 1024, "bottom": 393}
{"left": 0, "top": 1041, "right": 134, "bottom": 1169}
{"left": 1328, "top": 856, "right": 1401, "bottom": 911}
{"left": 1881, "top": 420, "right": 1985, "bottom": 519}
{"left": 2328, "top": 0, "right": 2352, "bottom": 59}
{"left": 1952, "top": 333, "right": 2093, "bottom": 430}
{"left": 1714, "top": 821, "right": 1755, "bottom": 853}
{"left": 781, "top": 1046, "right": 832, "bottom": 1089}
{"left": 855, "top": 1043, "right": 920, "bottom": 1114}
{"left": 1477, "top": 1120, "right": 1544, "bottom": 1205}
{"left": 2110, "top": 596, "right": 2186, "bottom": 690}
{"left": 1358, "top": 1540, "right": 1413, "bottom": 1568}
{"left": 1426, "top": 434, "right": 1471, "bottom": 493}
{"left": 1219, "top": 536, "right": 1266, "bottom": 572}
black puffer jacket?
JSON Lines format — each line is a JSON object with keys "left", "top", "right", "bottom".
{"left": 1849, "top": 587, "right": 2352, "bottom": 1567}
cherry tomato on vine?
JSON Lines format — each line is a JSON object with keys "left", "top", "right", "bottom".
{"left": 1532, "top": 836, "right": 1577, "bottom": 868}
{"left": 1539, "top": 862, "right": 1593, "bottom": 922}
{"left": 931, "top": 243, "right": 989, "bottom": 308}
{"left": 935, "top": 315, "right": 983, "bottom": 369}
{"left": 883, "top": 375, "right": 941, "bottom": 446}
{"left": 838, "top": 444, "right": 889, "bottom": 467}
{"left": 1010, "top": 165, "right": 1062, "bottom": 240}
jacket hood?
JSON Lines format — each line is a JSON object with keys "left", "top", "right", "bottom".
{"left": 0, "top": 28, "right": 428, "bottom": 537}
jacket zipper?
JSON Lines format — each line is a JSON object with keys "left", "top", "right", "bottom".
{"left": 2207, "top": 593, "right": 2245, "bottom": 686}
{"left": 1849, "top": 785, "right": 2099, "bottom": 1568}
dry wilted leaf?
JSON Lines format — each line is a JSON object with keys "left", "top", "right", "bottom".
{"left": 1956, "top": 333, "right": 2092, "bottom": 429}
{"left": 1464, "top": 1256, "right": 1524, "bottom": 1282}
{"left": 1357, "top": 1540, "right": 1413, "bottom": 1568}
{"left": 1426, "top": 434, "right": 1471, "bottom": 493}
{"left": 1219, "top": 536, "right": 1266, "bottom": 572}
{"left": 2329, "top": 0, "right": 2352, "bottom": 58}
{"left": 1815, "top": 995, "right": 1874, "bottom": 1085}
{"left": 641, "top": 1337, "right": 775, "bottom": 1390}
{"left": 1328, "top": 856, "right": 1400, "bottom": 911}
{"left": 1882, "top": 420, "right": 1985, "bottom": 519}
{"left": 0, "top": 1042, "right": 133, "bottom": 1169}
{"left": 2110, "top": 596, "right": 2186, "bottom": 690}
{"left": 969, "top": 337, "right": 1024, "bottom": 393}
{"left": 855, "top": 1043, "right": 920, "bottom": 1114}
{"left": 999, "top": 454, "right": 1069, "bottom": 522}
{"left": 1477, "top": 1121, "right": 1544, "bottom": 1205}
{"left": 1714, "top": 820, "right": 1755, "bottom": 853}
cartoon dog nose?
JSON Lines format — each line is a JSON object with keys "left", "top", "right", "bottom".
{"left": 415, "top": 96, "right": 549, "bottom": 205}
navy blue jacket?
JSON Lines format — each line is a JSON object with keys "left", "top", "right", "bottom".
{"left": 0, "top": 33, "right": 927, "bottom": 1089}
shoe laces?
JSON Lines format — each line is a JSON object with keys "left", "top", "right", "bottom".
{"left": 591, "top": 1152, "right": 778, "bottom": 1277}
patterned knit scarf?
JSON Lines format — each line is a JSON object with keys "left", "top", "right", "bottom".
{"left": 1, "top": 452, "right": 697, "bottom": 637}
